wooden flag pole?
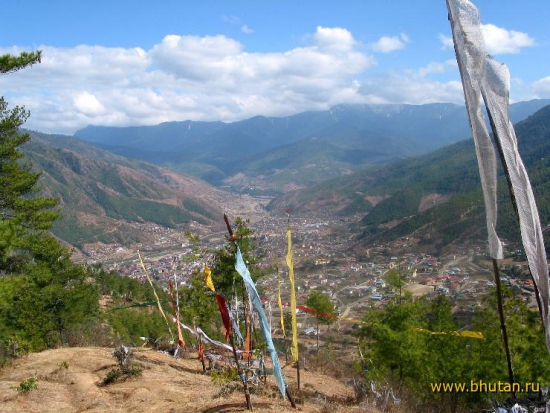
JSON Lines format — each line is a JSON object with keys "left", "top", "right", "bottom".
{"left": 492, "top": 259, "right": 516, "bottom": 397}
{"left": 223, "top": 214, "right": 252, "bottom": 410}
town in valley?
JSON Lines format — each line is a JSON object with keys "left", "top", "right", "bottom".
{"left": 76, "top": 193, "right": 536, "bottom": 343}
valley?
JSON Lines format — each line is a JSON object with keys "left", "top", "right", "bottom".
{"left": 82, "top": 191, "right": 536, "bottom": 336}
{"left": 29, "top": 100, "right": 550, "bottom": 334}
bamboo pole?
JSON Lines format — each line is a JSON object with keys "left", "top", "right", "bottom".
{"left": 296, "top": 360, "right": 301, "bottom": 391}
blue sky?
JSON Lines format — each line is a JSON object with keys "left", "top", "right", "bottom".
{"left": 1, "top": 0, "right": 549, "bottom": 134}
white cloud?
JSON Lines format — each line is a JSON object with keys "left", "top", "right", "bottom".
{"left": 222, "top": 15, "right": 254, "bottom": 34}
{"left": 370, "top": 33, "right": 409, "bottom": 53}
{"left": 14, "top": 25, "right": 539, "bottom": 135}
{"left": 312, "top": 26, "right": 357, "bottom": 52}
{"left": 438, "top": 34, "right": 454, "bottom": 50}
{"left": 241, "top": 25, "right": 254, "bottom": 34}
{"left": 0, "top": 27, "right": 378, "bottom": 134}
{"left": 531, "top": 76, "right": 550, "bottom": 98}
{"left": 418, "top": 60, "right": 457, "bottom": 77}
{"left": 222, "top": 15, "right": 241, "bottom": 25}
{"left": 438, "top": 24, "right": 535, "bottom": 55}
{"left": 359, "top": 70, "right": 464, "bottom": 105}
{"left": 481, "top": 24, "right": 535, "bottom": 54}
{"left": 74, "top": 92, "right": 105, "bottom": 115}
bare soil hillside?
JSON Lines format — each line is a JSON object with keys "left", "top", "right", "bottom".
{"left": 0, "top": 347, "right": 371, "bottom": 413}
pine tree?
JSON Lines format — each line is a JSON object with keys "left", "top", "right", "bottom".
{"left": 0, "top": 51, "right": 99, "bottom": 351}
{"left": 0, "top": 51, "right": 59, "bottom": 272}
{"left": 0, "top": 51, "right": 41, "bottom": 75}
{"left": 210, "top": 217, "right": 265, "bottom": 299}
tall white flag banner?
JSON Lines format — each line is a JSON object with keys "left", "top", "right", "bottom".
{"left": 481, "top": 57, "right": 550, "bottom": 346}
{"left": 447, "top": 0, "right": 550, "bottom": 351}
{"left": 446, "top": 0, "right": 502, "bottom": 260}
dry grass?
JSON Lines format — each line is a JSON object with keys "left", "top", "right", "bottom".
{"left": 0, "top": 346, "right": 373, "bottom": 413}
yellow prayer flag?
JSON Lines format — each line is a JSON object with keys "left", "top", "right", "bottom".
{"left": 278, "top": 271, "right": 286, "bottom": 338}
{"left": 204, "top": 264, "right": 216, "bottom": 292}
{"left": 137, "top": 250, "right": 174, "bottom": 338}
{"left": 415, "top": 328, "right": 484, "bottom": 339}
{"left": 286, "top": 227, "right": 299, "bottom": 363}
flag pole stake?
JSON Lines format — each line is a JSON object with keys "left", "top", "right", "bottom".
{"left": 492, "top": 259, "right": 516, "bottom": 397}
{"left": 224, "top": 214, "right": 252, "bottom": 410}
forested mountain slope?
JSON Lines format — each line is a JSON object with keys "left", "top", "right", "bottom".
{"left": 23, "top": 132, "right": 226, "bottom": 248}
{"left": 269, "top": 105, "right": 550, "bottom": 251}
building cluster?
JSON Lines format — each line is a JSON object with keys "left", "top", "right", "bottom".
{"left": 85, "top": 210, "right": 538, "bottom": 330}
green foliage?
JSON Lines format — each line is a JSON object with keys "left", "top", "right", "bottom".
{"left": 0, "top": 251, "right": 100, "bottom": 351}
{"left": 306, "top": 290, "right": 337, "bottom": 350}
{"left": 14, "top": 376, "right": 38, "bottom": 393}
{"left": 210, "top": 367, "right": 238, "bottom": 387}
{"left": 383, "top": 265, "right": 413, "bottom": 305}
{"left": 210, "top": 217, "right": 265, "bottom": 299}
{"left": 355, "top": 291, "right": 550, "bottom": 410}
{"left": 471, "top": 289, "right": 550, "bottom": 385}
{"left": 361, "top": 187, "right": 423, "bottom": 227}
{"left": 51, "top": 212, "right": 113, "bottom": 249}
{"left": 305, "top": 290, "right": 337, "bottom": 326}
{"left": 0, "top": 99, "right": 59, "bottom": 273}
{"left": 21, "top": 133, "right": 219, "bottom": 247}
{"left": 93, "top": 266, "right": 176, "bottom": 343}
{"left": 103, "top": 368, "right": 122, "bottom": 385}
{"left": 176, "top": 232, "right": 220, "bottom": 338}
{"left": 89, "top": 183, "right": 199, "bottom": 227}
{"left": 0, "top": 51, "right": 41, "bottom": 74}
{"left": 0, "top": 54, "right": 105, "bottom": 351}
{"left": 359, "top": 298, "right": 428, "bottom": 388}
{"left": 106, "top": 308, "right": 168, "bottom": 344}
{"left": 178, "top": 273, "right": 220, "bottom": 339}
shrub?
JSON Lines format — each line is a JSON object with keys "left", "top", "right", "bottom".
{"left": 14, "top": 377, "right": 38, "bottom": 393}
{"left": 102, "top": 345, "right": 143, "bottom": 385}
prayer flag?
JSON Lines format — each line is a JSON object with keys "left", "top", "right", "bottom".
{"left": 447, "top": 0, "right": 550, "bottom": 352}
{"left": 235, "top": 247, "right": 287, "bottom": 399}
{"left": 215, "top": 294, "right": 232, "bottom": 340}
{"left": 204, "top": 264, "right": 216, "bottom": 292}
{"left": 277, "top": 271, "right": 286, "bottom": 337}
{"left": 169, "top": 280, "right": 185, "bottom": 347}
{"left": 286, "top": 227, "right": 299, "bottom": 363}
{"left": 137, "top": 250, "right": 174, "bottom": 338}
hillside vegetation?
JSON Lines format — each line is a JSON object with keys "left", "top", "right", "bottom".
{"left": 269, "top": 104, "right": 550, "bottom": 252}
{"left": 22, "top": 132, "right": 224, "bottom": 248}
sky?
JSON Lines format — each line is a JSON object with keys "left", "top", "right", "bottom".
{"left": 1, "top": 0, "right": 549, "bottom": 135}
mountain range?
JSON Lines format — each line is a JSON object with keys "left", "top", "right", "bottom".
{"left": 269, "top": 104, "right": 550, "bottom": 252}
{"left": 22, "top": 100, "right": 550, "bottom": 252}
{"left": 73, "top": 100, "right": 550, "bottom": 194}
